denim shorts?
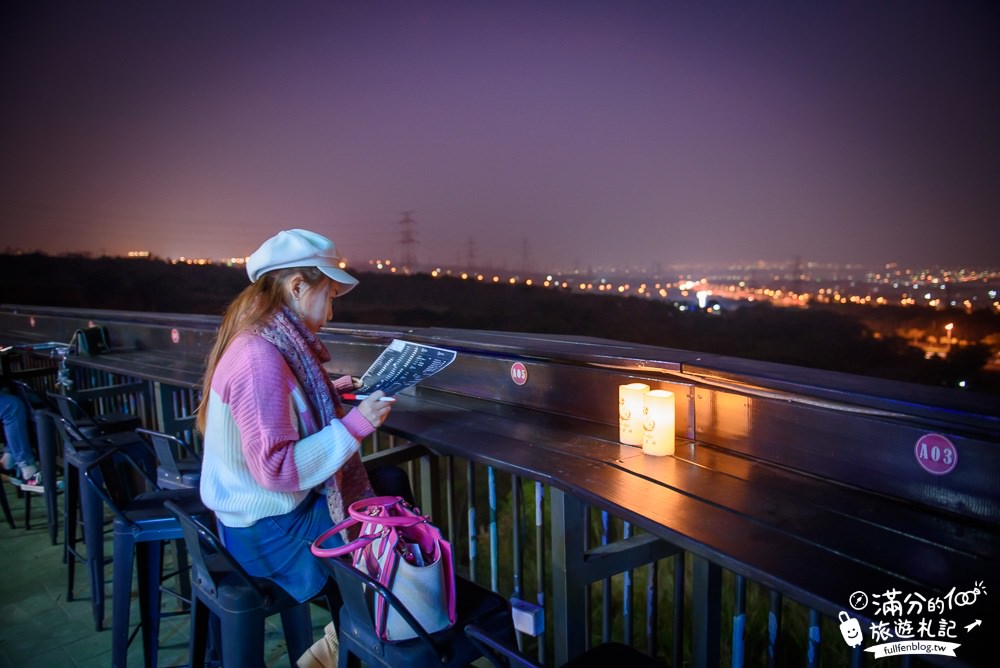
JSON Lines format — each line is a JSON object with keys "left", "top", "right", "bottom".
{"left": 218, "top": 492, "right": 343, "bottom": 603}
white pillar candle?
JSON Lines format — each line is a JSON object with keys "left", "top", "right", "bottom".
{"left": 642, "top": 389, "right": 675, "bottom": 456}
{"left": 619, "top": 383, "right": 650, "bottom": 445}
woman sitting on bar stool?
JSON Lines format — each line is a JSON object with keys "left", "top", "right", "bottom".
{"left": 196, "top": 229, "right": 395, "bottom": 668}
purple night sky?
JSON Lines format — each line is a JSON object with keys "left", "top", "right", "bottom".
{"left": 2, "top": 1, "right": 997, "bottom": 272}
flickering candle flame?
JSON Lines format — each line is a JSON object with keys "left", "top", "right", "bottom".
{"left": 619, "top": 383, "right": 650, "bottom": 445}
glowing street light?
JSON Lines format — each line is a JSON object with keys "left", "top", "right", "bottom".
{"left": 945, "top": 323, "right": 954, "bottom": 354}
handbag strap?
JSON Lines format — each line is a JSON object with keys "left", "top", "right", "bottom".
{"left": 311, "top": 516, "right": 377, "bottom": 558}
{"left": 348, "top": 495, "right": 427, "bottom": 527}
{"left": 313, "top": 495, "right": 430, "bottom": 558}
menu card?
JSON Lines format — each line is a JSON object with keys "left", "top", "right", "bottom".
{"left": 355, "top": 339, "right": 457, "bottom": 396}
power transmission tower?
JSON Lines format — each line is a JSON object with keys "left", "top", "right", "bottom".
{"left": 397, "top": 211, "right": 418, "bottom": 272}
{"left": 791, "top": 255, "right": 803, "bottom": 295}
{"left": 466, "top": 236, "right": 477, "bottom": 271}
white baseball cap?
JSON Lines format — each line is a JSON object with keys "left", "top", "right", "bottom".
{"left": 246, "top": 229, "right": 358, "bottom": 295}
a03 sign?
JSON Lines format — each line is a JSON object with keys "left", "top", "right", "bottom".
{"left": 914, "top": 433, "right": 958, "bottom": 475}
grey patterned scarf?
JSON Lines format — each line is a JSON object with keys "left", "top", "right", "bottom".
{"left": 255, "top": 306, "right": 373, "bottom": 525}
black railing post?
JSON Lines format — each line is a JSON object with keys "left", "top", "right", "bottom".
{"left": 673, "top": 553, "right": 685, "bottom": 668}
{"left": 551, "top": 488, "right": 588, "bottom": 665}
{"left": 734, "top": 574, "right": 747, "bottom": 668}
{"left": 692, "top": 554, "right": 722, "bottom": 667}
{"left": 768, "top": 590, "right": 782, "bottom": 668}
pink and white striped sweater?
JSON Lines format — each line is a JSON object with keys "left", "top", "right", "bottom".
{"left": 199, "top": 332, "right": 375, "bottom": 528}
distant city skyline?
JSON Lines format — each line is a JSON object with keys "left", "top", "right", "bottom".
{"left": 6, "top": 244, "right": 997, "bottom": 316}
{"left": 2, "top": 2, "right": 998, "bottom": 269}
{"left": 11, "top": 246, "right": 996, "bottom": 282}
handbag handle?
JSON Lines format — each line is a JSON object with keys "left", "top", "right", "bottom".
{"left": 348, "top": 495, "right": 427, "bottom": 527}
{"left": 312, "top": 495, "right": 428, "bottom": 558}
{"left": 311, "top": 516, "right": 379, "bottom": 558}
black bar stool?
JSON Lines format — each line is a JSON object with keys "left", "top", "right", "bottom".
{"left": 82, "top": 441, "right": 203, "bottom": 668}
{"left": 47, "top": 391, "right": 142, "bottom": 438}
{"left": 135, "top": 428, "right": 202, "bottom": 491}
{"left": 53, "top": 416, "right": 148, "bottom": 631}
{"left": 318, "top": 545, "right": 517, "bottom": 667}
{"left": 164, "top": 500, "right": 325, "bottom": 668}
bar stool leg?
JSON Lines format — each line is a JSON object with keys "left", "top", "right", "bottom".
{"left": 64, "top": 456, "right": 79, "bottom": 593}
{"left": 111, "top": 531, "right": 174, "bottom": 668}
{"left": 173, "top": 539, "right": 193, "bottom": 611}
{"left": 0, "top": 479, "right": 14, "bottom": 529}
{"left": 35, "top": 412, "right": 60, "bottom": 545}
{"left": 79, "top": 460, "right": 107, "bottom": 631}
{"left": 136, "top": 540, "right": 164, "bottom": 668}
{"left": 188, "top": 597, "right": 211, "bottom": 668}
{"left": 111, "top": 531, "right": 137, "bottom": 668}
{"left": 280, "top": 603, "right": 313, "bottom": 664}
{"left": 220, "top": 608, "right": 267, "bottom": 668}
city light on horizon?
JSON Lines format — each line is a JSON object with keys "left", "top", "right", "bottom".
{"left": 74, "top": 245, "right": 999, "bottom": 316}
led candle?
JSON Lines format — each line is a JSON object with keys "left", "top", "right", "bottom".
{"left": 619, "top": 383, "right": 650, "bottom": 445}
{"left": 642, "top": 389, "right": 675, "bottom": 456}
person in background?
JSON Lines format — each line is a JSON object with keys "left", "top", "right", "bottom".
{"left": 0, "top": 350, "right": 44, "bottom": 491}
{"left": 195, "top": 229, "right": 394, "bottom": 668}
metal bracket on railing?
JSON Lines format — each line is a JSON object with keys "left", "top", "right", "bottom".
{"left": 510, "top": 598, "right": 545, "bottom": 637}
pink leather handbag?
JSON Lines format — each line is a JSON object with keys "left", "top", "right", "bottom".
{"left": 312, "top": 495, "right": 457, "bottom": 641}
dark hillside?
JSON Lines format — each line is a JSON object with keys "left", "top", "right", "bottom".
{"left": 2, "top": 253, "right": 247, "bottom": 315}
{"left": 2, "top": 254, "right": 996, "bottom": 393}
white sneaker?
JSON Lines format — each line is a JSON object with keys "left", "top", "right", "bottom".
{"left": 20, "top": 470, "right": 62, "bottom": 494}
{"left": 20, "top": 471, "right": 44, "bottom": 493}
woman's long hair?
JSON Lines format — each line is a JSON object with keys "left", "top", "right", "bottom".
{"left": 195, "top": 266, "right": 327, "bottom": 434}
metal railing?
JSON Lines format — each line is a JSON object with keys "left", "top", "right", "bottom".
{"left": 386, "top": 445, "right": 855, "bottom": 667}
{"left": 1, "top": 304, "right": 996, "bottom": 667}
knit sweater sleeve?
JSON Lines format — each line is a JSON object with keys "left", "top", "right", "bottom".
{"left": 332, "top": 374, "right": 356, "bottom": 393}
{"left": 217, "top": 334, "right": 369, "bottom": 491}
